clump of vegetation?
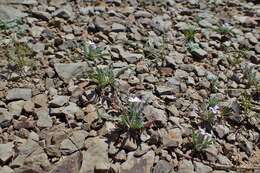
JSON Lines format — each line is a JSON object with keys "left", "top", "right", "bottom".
{"left": 220, "top": 106, "right": 232, "bottom": 117}
{"left": 215, "top": 23, "right": 233, "bottom": 37}
{"left": 82, "top": 41, "right": 108, "bottom": 61}
{"left": 202, "top": 97, "right": 220, "bottom": 125}
{"left": 191, "top": 128, "right": 213, "bottom": 153}
{"left": 209, "top": 78, "right": 220, "bottom": 93}
{"left": 124, "top": 35, "right": 168, "bottom": 60}
{"left": 186, "top": 41, "right": 200, "bottom": 52}
{"left": 183, "top": 26, "right": 196, "bottom": 42}
{"left": 143, "top": 36, "right": 168, "bottom": 60}
{"left": 243, "top": 65, "right": 259, "bottom": 88}
{"left": 0, "top": 18, "right": 22, "bottom": 31}
{"left": 226, "top": 48, "right": 248, "bottom": 66}
{"left": 90, "top": 67, "right": 115, "bottom": 88}
{"left": 240, "top": 93, "right": 252, "bottom": 115}
{"left": 6, "top": 41, "right": 35, "bottom": 73}
{"left": 119, "top": 97, "right": 145, "bottom": 131}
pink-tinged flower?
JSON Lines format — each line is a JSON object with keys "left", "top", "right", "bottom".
{"left": 209, "top": 105, "right": 220, "bottom": 114}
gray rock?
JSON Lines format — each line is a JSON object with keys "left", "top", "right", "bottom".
{"left": 63, "top": 102, "right": 81, "bottom": 119}
{"left": 52, "top": 4, "right": 74, "bottom": 20}
{"left": 122, "top": 138, "right": 138, "bottom": 151}
{"left": 134, "top": 143, "right": 150, "bottom": 157}
{"left": 31, "top": 10, "right": 51, "bottom": 21}
{"left": 151, "top": 16, "right": 172, "bottom": 32}
{"left": 121, "top": 51, "right": 143, "bottom": 64}
{"left": 255, "top": 44, "right": 260, "bottom": 54}
{"left": 245, "top": 32, "right": 258, "bottom": 45}
{"left": 1, "top": 0, "right": 38, "bottom": 5}
{"left": 49, "top": 0, "right": 66, "bottom": 6}
{"left": 191, "top": 48, "right": 207, "bottom": 59}
{"left": 165, "top": 56, "right": 177, "bottom": 68}
{"left": 94, "top": 16, "right": 109, "bottom": 31}
{"left": 152, "top": 160, "right": 173, "bottom": 173}
{"left": 214, "top": 125, "right": 229, "bottom": 138}
{"left": 195, "top": 66, "right": 206, "bottom": 77}
{"left": 178, "top": 159, "right": 195, "bottom": 173}
{"left": 0, "top": 5, "right": 27, "bottom": 21}
{"left": 111, "top": 23, "right": 126, "bottom": 32}
{"left": 239, "top": 138, "right": 254, "bottom": 156}
{"left": 80, "top": 137, "right": 110, "bottom": 173}
{"left": 187, "top": 76, "right": 195, "bottom": 85}
{"left": 11, "top": 139, "right": 40, "bottom": 167}
{"left": 60, "top": 130, "right": 88, "bottom": 155}
{"left": 0, "top": 142, "right": 13, "bottom": 163}
{"left": 49, "top": 95, "right": 69, "bottom": 107}
{"left": 205, "top": 145, "right": 218, "bottom": 162}
{"left": 54, "top": 62, "right": 89, "bottom": 83}
{"left": 167, "top": 77, "right": 181, "bottom": 93}
{"left": 0, "top": 108, "right": 12, "bottom": 128}
{"left": 188, "top": 0, "right": 198, "bottom": 5}
{"left": 135, "top": 10, "right": 152, "bottom": 18}
{"left": 0, "top": 166, "right": 14, "bottom": 173}
{"left": 114, "top": 150, "right": 127, "bottom": 161}
{"left": 156, "top": 85, "right": 174, "bottom": 95}
{"left": 143, "top": 105, "right": 167, "bottom": 126}
{"left": 30, "top": 26, "right": 45, "bottom": 38}
{"left": 32, "top": 94, "right": 48, "bottom": 107}
{"left": 50, "top": 152, "right": 82, "bottom": 173}
{"left": 23, "top": 149, "right": 50, "bottom": 170}
{"left": 161, "top": 128, "right": 182, "bottom": 148}
{"left": 217, "top": 154, "right": 232, "bottom": 165}
{"left": 6, "top": 88, "right": 32, "bottom": 101}
{"left": 23, "top": 100, "right": 34, "bottom": 113}
{"left": 175, "top": 69, "right": 189, "bottom": 79}
{"left": 199, "top": 19, "right": 213, "bottom": 28}
{"left": 194, "top": 161, "right": 212, "bottom": 173}
{"left": 8, "top": 100, "right": 25, "bottom": 116}
{"left": 120, "top": 150, "right": 155, "bottom": 173}
{"left": 167, "top": 104, "right": 179, "bottom": 117}
{"left": 36, "top": 109, "right": 53, "bottom": 128}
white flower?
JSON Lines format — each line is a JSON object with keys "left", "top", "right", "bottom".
{"left": 198, "top": 127, "right": 213, "bottom": 139}
{"left": 209, "top": 105, "right": 220, "bottom": 114}
{"left": 128, "top": 97, "right": 142, "bottom": 103}
{"left": 223, "top": 23, "right": 232, "bottom": 29}
{"left": 88, "top": 40, "right": 96, "bottom": 49}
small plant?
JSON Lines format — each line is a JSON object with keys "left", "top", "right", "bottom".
{"left": 0, "top": 18, "right": 22, "bottom": 31}
{"left": 202, "top": 98, "right": 220, "bottom": 124}
{"left": 191, "top": 128, "right": 213, "bottom": 153}
{"left": 243, "top": 65, "right": 259, "bottom": 88}
{"left": 240, "top": 93, "right": 252, "bottom": 115}
{"left": 119, "top": 97, "right": 145, "bottom": 130}
{"left": 209, "top": 78, "right": 219, "bottom": 93}
{"left": 90, "top": 67, "right": 115, "bottom": 88}
{"left": 186, "top": 41, "right": 200, "bottom": 52}
{"left": 6, "top": 42, "right": 35, "bottom": 72}
{"left": 183, "top": 26, "right": 196, "bottom": 42}
{"left": 215, "top": 23, "right": 233, "bottom": 36}
{"left": 82, "top": 41, "right": 108, "bottom": 61}
{"left": 220, "top": 106, "right": 232, "bottom": 117}
{"left": 124, "top": 36, "right": 168, "bottom": 60}
{"left": 208, "top": 97, "right": 219, "bottom": 109}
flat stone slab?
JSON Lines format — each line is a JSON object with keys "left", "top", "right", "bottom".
{"left": 6, "top": 88, "right": 32, "bottom": 101}
{"left": 54, "top": 62, "right": 89, "bottom": 83}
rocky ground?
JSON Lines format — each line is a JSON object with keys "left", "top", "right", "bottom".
{"left": 0, "top": 0, "right": 259, "bottom": 173}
